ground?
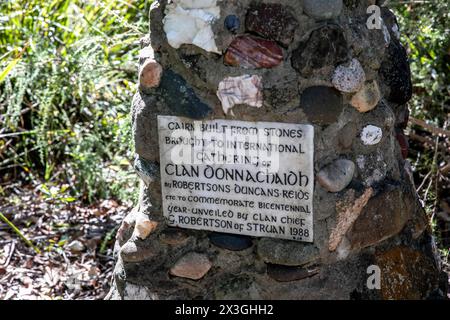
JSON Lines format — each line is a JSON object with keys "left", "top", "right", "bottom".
{"left": 0, "top": 180, "right": 129, "bottom": 300}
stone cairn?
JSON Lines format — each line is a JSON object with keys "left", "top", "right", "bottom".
{"left": 107, "top": 0, "right": 447, "bottom": 299}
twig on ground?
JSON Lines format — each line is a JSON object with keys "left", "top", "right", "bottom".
{"left": 410, "top": 117, "right": 450, "bottom": 137}
{"left": 1, "top": 241, "right": 16, "bottom": 267}
{"left": 0, "top": 212, "right": 41, "bottom": 254}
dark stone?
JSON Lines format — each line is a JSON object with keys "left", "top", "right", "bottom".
{"left": 267, "top": 264, "right": 319, "bottom": 282}
{"left": 134, "top": 155, "right": 159, "bottom": 186}
{"left": 263, "top": 74, "right": 300, "bottom": 111}
{"left": 300, "top": 86, "right": 343, "bottom": 125}
{"left": 343, "top": 0, "right": 359, "bottom": 9}
{"left": 224, "top": 35, "right": 283, "bottom": 69}
{"left": 178, "top": 52, "right": 207, "bottom": 83}
{"left": 396, "top": 106, "right": 410, "bottom": 129}
{"left": 224, "top": 15, "right": 240, "bottom": 33}
{"left": 348, "top": 184, "right": 413, "bottom": 249}
{"left": 292, "top": 25, "right": 348, "bottom": 76}
{"left": 379, "top": 41, "right": 413, "bottom": 104}
{"left": 209, "top": 232, "right": 253, "bottom": 251}
{"left": 257, "top": 238, "right": 320, "bottom": 266}
{"left": 245, "top": 3, "right": 298, "bottom": 47}
{"left": 156, "top": 69, "right": 212, "bottom": 119}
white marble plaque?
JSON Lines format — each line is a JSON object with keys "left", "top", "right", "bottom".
{"left": 158, "top": 116, "right": 314, "bottom": 242}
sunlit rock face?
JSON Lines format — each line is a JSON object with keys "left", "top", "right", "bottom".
{"left": 107, "top": 0, "right": 446, "bottom": 300}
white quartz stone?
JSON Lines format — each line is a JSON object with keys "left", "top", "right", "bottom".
{"left": 361, "top": 125, "right": 382, "bottom": 145}
{"left": 163, "top": 0, "right": 220, "bottom": 54}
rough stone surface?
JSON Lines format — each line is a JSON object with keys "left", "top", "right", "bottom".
{"left": 169, "top": 252, "right": 212, "bottom": 280}
{"left": 350, "top": 80, "right": 381, "bottom": 113}
{"left": 375, "top": 246, "right": 441, "bottom": 299}
{"left": 159, "top": 228, "right": 190, "bottom": 246}
{"left": 338, "top": 122, "right": 357, "bottom": 149}
{"left": 224, "top": 35, "right": 283, "bottom": 69}
{"left": 300, "top": 86, "right": 343, "bottom": 125}
{"left": 379, "top": 40, "right": 413, "bottom": 104}
{"left": 245, "top": 3, "right": 299, "bottom": 47}
{"left": 332, "top": 59, "right": 366, "bottom": 93}
{"left": 156, "top": 69, "right": 212, "bottom": 119}
{"left": 120, "top": 240, "right": 158, "bottom": 263}
{"left": 266, "top": 264, "right": 319, "bottom": 282}
{"left": 347, "top": 184, "right": 414, "bottom": 249}
{"left": 303, "top": 0, "right": 343, "bottom": 21}
{"left": 329, "top": 188, "right": 374, "bottom": 251}
{"left": 317, "top": 159, "right": 356, "bottom": 193}
{"left": 108, "top": 0, "right": 445, "bottom": 300}
{"left": 292, "top": 25, "right": 348, "bottom": 76}
{"left": 257, "top": 238, "right": 320, "bottom": 266}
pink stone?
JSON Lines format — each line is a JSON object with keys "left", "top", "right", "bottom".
{"left": 217, "top": 74, "right": 263, "bottom": 115}
{"left": 224, "top": 35, "right": 283, "bottom": 69}
{"left": 396, "top": 130, "right": 409, "bottom": 159}
{"left": 169, "top": 252, "right": 211, "bottom": 280}
{"left": 139, "top": 59, "right": 163, "bottom": 91}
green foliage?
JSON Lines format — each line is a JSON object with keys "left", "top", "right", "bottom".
{"left": 392, "top": 2, "right": 449, "bottom": 253}
{"left": 392, "top": 1, "right": 449, "bottom": 123}
{"left": 0, "top": 0, "right": 151, "bottom": 203}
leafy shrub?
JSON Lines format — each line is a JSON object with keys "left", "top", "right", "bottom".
{"left": 0, "top": 0, "right": 152, "bottom": 203}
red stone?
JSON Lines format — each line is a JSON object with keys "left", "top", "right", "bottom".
{"left": 396, "top": 130, "right": 409, "bottom": 159}
{"left": 245, "top": 3, "right": 298, "bottom": 47}
{"left": 224, "top": 35, "right": 283, "bottom": 69}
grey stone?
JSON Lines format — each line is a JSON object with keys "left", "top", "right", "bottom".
{"left": 266, "top": 264, "right": 319, "bottom": 282}
{"left": 317, "top": 159, "right": 356, "bottom": 193}
{"left": 300, "top": 86, "right": 343, "bottom": 125}
{"left": 338, "top": 122, "right": 357, "bottom": 149}
{"left": 303, "top": 0, "right": 343, "bottom": 20}
{"left": 257, "top": 238, "right": 320, "bottom": 266}
{"left": 332, "top": 58, "right": 366, "bottom": 93}
{"left": 120, "top": 240, "right": 157, "bottom": 263}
